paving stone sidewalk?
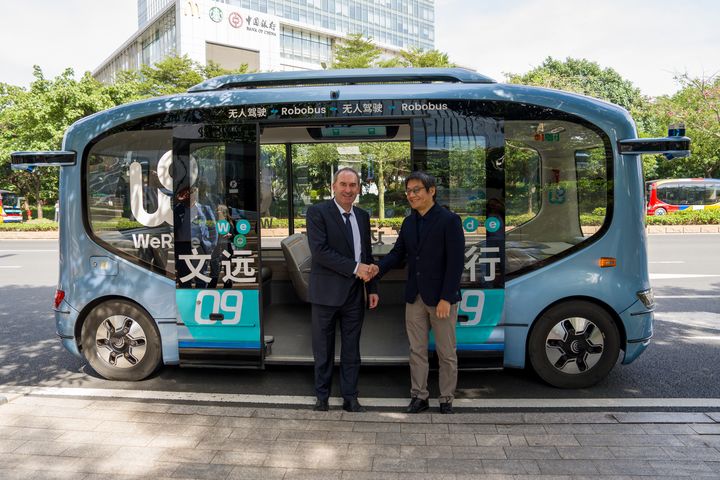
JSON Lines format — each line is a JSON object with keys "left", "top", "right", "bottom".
{"left": 1, "top": 394, "right": 720, "bottom": 479}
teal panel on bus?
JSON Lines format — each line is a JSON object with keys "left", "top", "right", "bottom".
{"left": 176, "top": 289, "right": 260, "bottom": 347}
{"left": 430, "top": 289, "right": 504, "bottom": 349}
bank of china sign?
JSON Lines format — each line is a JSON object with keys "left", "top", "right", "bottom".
{"left": 204, "top": 4, "right": 277, "bottom": 36}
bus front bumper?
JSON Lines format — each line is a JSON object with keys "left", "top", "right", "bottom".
{"left": 619, "top": 299, "right": 654, "bottom": 365}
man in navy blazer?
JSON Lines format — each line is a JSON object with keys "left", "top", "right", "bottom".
{"left": 306, "top": 167, "right": 379, "bottom": 412}
{"left": 375, "top": 171, "right": 465, "bottom": 414}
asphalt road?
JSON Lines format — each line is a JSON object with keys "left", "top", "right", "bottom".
{"left": 0, "top": 235, "right": 719, "bottom": 400}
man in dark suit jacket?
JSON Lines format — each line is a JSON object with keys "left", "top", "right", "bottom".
{"left": 375, "top": 171, "right": 465, "bottom": 414}
{"left": 306, "top": 167, "right": 379, "bottom": 412}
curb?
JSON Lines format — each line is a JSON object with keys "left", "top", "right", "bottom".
{"left": 0, "top": 231, "right": 60, "bottom": 240}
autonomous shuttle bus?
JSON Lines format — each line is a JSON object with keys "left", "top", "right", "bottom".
{"left": 12, "top": 68, "right": 690, "bottom": 388}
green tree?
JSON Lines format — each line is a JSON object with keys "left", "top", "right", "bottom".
{"left": 506, "top": 57, "right": 645, "bottom": 113}
{"left": 651, "top": 74, "right": 720, "bottom": 179}
{"left": 360, "top": 142, "right": 411, "bottom": 219}
{"left": 0, "top": 57, "right": 248, "bottom": 213}
{"left": 380, "top": 47, "right": 455, "bottom": 68}
{"left": 134, "top": 55, "right": 248, "bottom": 97}
{"left": 0, "top": 67, "right": 123, "bottom": 216}
{"left": 330, "top": 33, "right": 382, "bottom": 69}
{"left": 332, "top": 34, "right": 456, "bottom": 70}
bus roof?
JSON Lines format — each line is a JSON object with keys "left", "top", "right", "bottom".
{"left": 188, "top": 68, "right": 496, "bottom": 92}
{"left": 62, "top": 68, "right": 637, "bottom": 147}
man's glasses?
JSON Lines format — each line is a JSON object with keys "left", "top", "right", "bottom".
{"left": 405, "top": 186, "right": 426, "bottom": 196}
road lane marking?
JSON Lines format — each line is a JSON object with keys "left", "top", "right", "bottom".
{"left": 656, "top": 295, "right": 720, "bottom": 299}
{"left": 649, "top": 261, "right": 685, "bottom": 264}
{"left": 0, "top": 266, "right": 21, "bottom": 269}
{"left": 0, "top": 250, "right": 58, "bottom": 253}
{"left": 650, "top": 273, "right": 720, "bottom": 280}
{"left": 4, "top": 386, "right": 720, "bottom": 409}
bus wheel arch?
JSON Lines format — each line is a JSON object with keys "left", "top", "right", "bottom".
{"left": 526, "top": 297, "right": 624, "bottom": 389}
{"left": 77, "top": 296, "right": 163, "bottom": 381}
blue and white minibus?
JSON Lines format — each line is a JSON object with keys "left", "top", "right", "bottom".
{"left": 12, "top": 68, "right": 689, "bottom": 388}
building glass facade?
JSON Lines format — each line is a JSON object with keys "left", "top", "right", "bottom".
{"left": 96, "top": 0, "right": 434, "bottom": 83}
{"left": 212, "top": 0, "right": 434, "bottom": 50}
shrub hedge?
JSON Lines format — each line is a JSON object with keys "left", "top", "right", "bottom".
{"left": 2, "top": 209, "right": 719, "bottom": 231}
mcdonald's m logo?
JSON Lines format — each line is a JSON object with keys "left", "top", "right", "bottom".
{"left": 183, "top": 1, "right": 200, "bottom": 17}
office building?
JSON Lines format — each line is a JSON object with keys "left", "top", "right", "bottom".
{"left": 95, "top": 0, "right": 435, "bottom": 83}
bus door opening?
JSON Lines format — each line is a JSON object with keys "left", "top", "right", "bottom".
{"left": 411, "top": 113, "right": 506, "bottom": 367}
{"left": 172, "top": 123, "right": 264, "bottom": 367}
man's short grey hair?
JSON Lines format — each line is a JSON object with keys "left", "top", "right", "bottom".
{"left": 333, "top": 167, "right": 361, "bottom": 185}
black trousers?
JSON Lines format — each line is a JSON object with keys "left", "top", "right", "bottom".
{"left": 311, "top": 280, "right": 364, "bottom": 402}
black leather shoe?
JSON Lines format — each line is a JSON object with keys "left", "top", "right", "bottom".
{"left": 405, "top": 397, "right": 429, "bottom": 414}
{"left": 313, "top": 399, "right": 329, "bottom": 411}
{"left": 342, "top": 398, "right": 366, "bottom": 412}
{"left": 439, "top": 402, "right": 454, "bottom": 414}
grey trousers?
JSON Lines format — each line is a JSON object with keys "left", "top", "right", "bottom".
{"left": 405, "top": 295, "right": 458, "bottom": 403}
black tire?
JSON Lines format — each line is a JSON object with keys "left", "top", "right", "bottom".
{"left": 81, "top": 299, "right": 162, "bottom": 381}
{"left": 528, "top": 300, "right": 620, "bottom": 388}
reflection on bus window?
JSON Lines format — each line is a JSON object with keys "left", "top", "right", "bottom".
{"left": 503, "top": 120, "right": 609, "bottom": 275}
{"left": 86, "top": 130, "right": 174, "bottom": 275}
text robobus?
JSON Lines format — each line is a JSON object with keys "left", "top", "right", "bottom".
{"left": 12, "top": 68, "right": 689, "bottom": 388}
{"left": 645, "top": 178, "right": 720, "bottom": 215}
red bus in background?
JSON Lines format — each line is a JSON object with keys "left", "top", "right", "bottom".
{"left": 645, "top": 178, "right": 720, "bottom": 215}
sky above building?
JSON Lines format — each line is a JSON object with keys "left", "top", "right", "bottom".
{"left": 1, "top": 0, "right": 718, "bottom": 97}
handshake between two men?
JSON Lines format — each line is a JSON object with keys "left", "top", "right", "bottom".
{"left": 356, "top": 263, "right": 379, "bottom": 282}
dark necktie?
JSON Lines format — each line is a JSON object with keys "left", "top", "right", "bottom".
{"left": 342, "top": 212, "right": 355, "bottom": 258}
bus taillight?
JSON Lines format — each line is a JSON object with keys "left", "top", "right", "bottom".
{"left": 53, "top": 289, "right": 65, "bottom": 309}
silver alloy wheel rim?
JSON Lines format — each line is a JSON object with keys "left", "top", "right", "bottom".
{"left": 95, "top": 315, "right": 147, "bottom": 368}
{"left": 545, "top": 317, "right": 604, "bottom": 374}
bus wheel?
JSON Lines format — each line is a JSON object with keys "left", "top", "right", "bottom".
{"left": 528, "top": 301, "right": 620, "bottom": 389}
{"left": 81, "top": 300, "right": 162, "bottom": 381}
{"left": 655, "top": 207, "right": 667, "bottom": 215}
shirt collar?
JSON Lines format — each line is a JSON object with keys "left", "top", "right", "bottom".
{"left": 333, "top": 199, "right": 354, "bottom": 216}
{"left": 414, "top": 202, "right": 438, "bottom": 219}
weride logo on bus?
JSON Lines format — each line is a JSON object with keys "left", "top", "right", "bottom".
{"left": 129, "top": 151, "right": 174, "bottom": 228}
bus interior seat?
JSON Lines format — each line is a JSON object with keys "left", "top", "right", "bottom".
{"left": 280, "top": 233, "right": 311, "bottom": 302}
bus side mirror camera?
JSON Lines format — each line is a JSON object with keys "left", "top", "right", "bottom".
{"left": 668, "top": 123, "right": 686, "bottom": 137}
{"left": 617, "top": 123, "right": 690, "bottom": 160}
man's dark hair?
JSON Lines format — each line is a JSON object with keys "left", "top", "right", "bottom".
{"left": 333, "top": 167, "right": 361, "bottom": 185}
{"left": 405, "top": 170, "right": 437, "bottom": 200}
